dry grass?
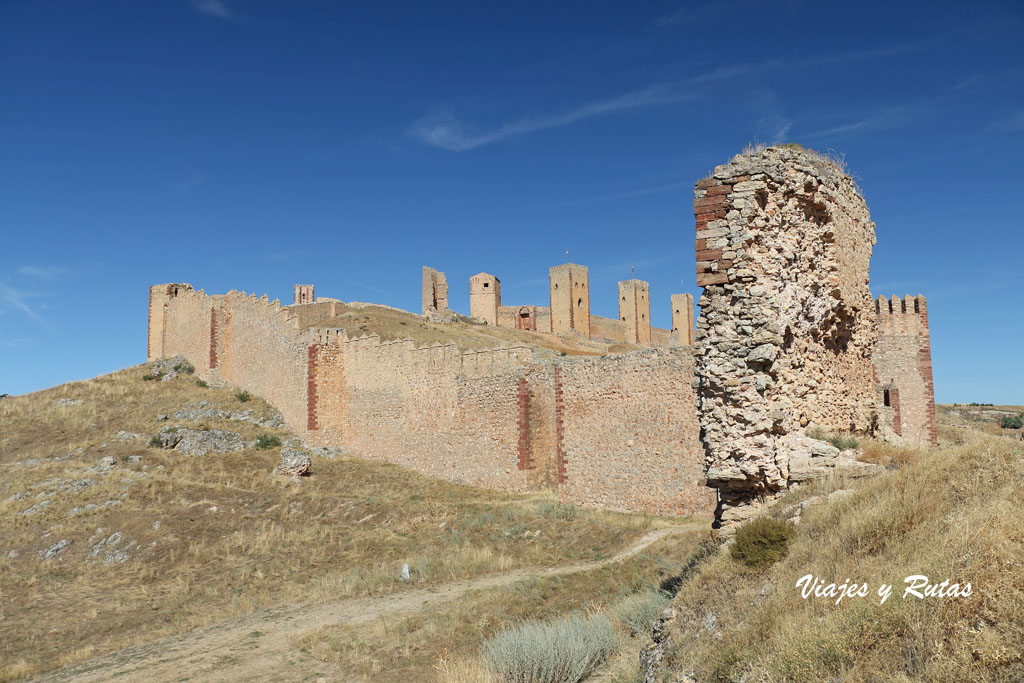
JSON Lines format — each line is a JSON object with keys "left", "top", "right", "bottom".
{"left": 0, "top": 364, "right": 657, "bottom": 681}
{"left": 646, "top": 427, "right": 1024, "bottom": 682}
{"left": 290, "top": 531, "right": 705, "bottom": 682}
{"left": 304, "top": 301, "right": 629, "bottom": 357}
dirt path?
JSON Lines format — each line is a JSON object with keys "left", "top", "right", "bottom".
{"left": 33, "top": 525, "right": 696, "bottom": 683}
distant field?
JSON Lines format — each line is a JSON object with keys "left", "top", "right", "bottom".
{"left": 937, "top": 403, "right": 1024, "bottom": 438}
{"left": 0, "top": 363, "right": 670, "bottom": 680}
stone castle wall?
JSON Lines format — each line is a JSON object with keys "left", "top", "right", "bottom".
{"left": 148, "top": 283, "right": 714, "bottom": 518}
{"left": 872, "top": 295, "right": 937, "bottom": 445}
{"left": 693, "top": 147, "right": 879, "bottom": 525}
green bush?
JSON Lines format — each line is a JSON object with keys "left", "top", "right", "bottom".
{"left": 195, "top": 379, "right": 208, "bottom": 388}
{"left": 807, "top": 427, "right": 859, "bottom": 451}
{"left": 141, "top": 374, "right": 157, "bottom": 381}
{"left": 255, "top": 434, "right": 281, "bottom": 450}
{"left": 148, "top": 435, "right": 162, "bottom": 448}
{"left": 235, "top": 391, "right": 251, "bottom": 403}
{"left": 612, "top": 590, "right": 671, "bottom": 636}
{"left": 1000, "top": 413, "right": 1024, "bottom": 429}
{"left": 730, "top": 517, "right": 796, "bottom": 569}
{"left": 172, "top": 361, "right": 195, "bottom": 374}
{"left": 482, "top": 613, "right": 616, "bottom": 683}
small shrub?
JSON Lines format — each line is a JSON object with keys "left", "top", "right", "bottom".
{"left": 730, "top": 517, "right": 796, "bottom": 569}
{"left": 195, "top": 379, "right": 208, "bottom": 388}
{"left": 807, "top": 427, "right": 859, "bottom": 451}
{"left": 148, "top": 435, "right": 162, "bottom": 448}
{"left": 255, "top": 434, "right": 281, "bottom": 450}
{"left": 172, "top": 362, "right": 195, "bottom": 374}
{"left": 482, "top": 613, "right": 616, "bottom": 683}
{"left": 141, "top": 374, "right": 157, "bottom": 381}
{"left": 235, "top": 391, "right": 251, "bottom": 403}
{"left": 613, "top": 590, "right": 671, "bottom": 637}
{"left": 1000, "top": 414, "right": 1023, "bottom": 429}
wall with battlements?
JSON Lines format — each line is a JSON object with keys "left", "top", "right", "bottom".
{"left": 872, "top": 295, "right": 937, "bottom": 445}
{"left": 148, "top": 283, "right": 713, "bottom": 518}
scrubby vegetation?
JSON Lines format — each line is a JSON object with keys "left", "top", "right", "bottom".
{"left": 642, "top": 428, "right": 1024, "bottom": 682}
{"left": 1000, "top": 413, "right": 1023, "bottom": 429}
{"left": 254, "top": 433, "right": 282, "bottom": 450}
{"left": 235, "top": 390, "right": 251, "bottom": 402}
{"left": 483, "top": 613, "right": 616, "bottom": 683}
{"left": 729, "top": 517, "right": 796, "bottom": 568}
{"left": 807, "top": 426, "right": 860, "bottom": 450}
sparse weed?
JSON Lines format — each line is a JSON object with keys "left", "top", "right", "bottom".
{"left": 235, "top": 391, "right": 251, "bottom": 403}
{"left": 729, "top": 517, "right": 795, "bottom": 569}
{"left": 255, "top": 434, "right": 281, "bottom": 450}
{"left": 195, "top": 379, "right": 208, "bottom": 388}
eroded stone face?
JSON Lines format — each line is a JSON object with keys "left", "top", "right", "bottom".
{"left": 693, "top": 147, "right": 878, "bottom": 525}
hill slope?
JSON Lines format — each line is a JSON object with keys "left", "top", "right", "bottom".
{"left": 635, "top": 425, "right": 1024, "bottom": 682}
{"left": 0, "top": 361, "right": 670, "bottom": 680}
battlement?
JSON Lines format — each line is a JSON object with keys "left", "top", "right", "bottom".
{"left": 875, "top": 294, "right": 929, "bottom": 335}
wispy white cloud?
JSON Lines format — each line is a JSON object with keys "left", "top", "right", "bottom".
{"left": 801, "top": 105, "right": 913, "bottom": 140}
{"left": 18, "top": 265, "right": 67, "bottom": 280}
{"left": 654, "top": 0, "right": 761, "bottom": 28}
{"left": 0, "top": 283, "right": 43, "bottom": 322}
{"left": 350, "top": 281, "right": 393, "bottom": 297}
{"left": 565, "top": 179, "right": 690, "bottom": 204}
{"left": 177, "top": 169, "right": 209, "bottom": 192}
{"left": 988, "top": 110, "right": 1024, "bottom": 133}
{"left": 190, "top": 0, "right": 235, "bottom": 21}
{"left": 408, "top": 84, "right": 692, "bottom": 151}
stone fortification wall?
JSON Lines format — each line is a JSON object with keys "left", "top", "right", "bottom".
{"left": 693, "top": 146, "right": 878, "bottom": 525}
{"left": 872, "top": 295, "right": 937, "bottom": 445}
{"left": 421, "top": 266, "right": 449, "bottom": 314}
{"left": 148, "top": 283, "right": 712, "bottom": 518}
{"left": 559, "top": 348, "right": 715, "bottom": 516}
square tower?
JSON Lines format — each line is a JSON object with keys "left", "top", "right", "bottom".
{"left": 549, "top": 263, "right": 590, "bottom": 338}
{"left": 618, "top": 279, "right": 652, "bottom": 345}
{"left": 469, "top": 273, "right": 501, "bottom": 325}
{"left": 671, "top": 293, "right": 695, "bottom": 345}
{"left": 293, "top": 284, "right": 315, "bottom": 305}
{"left": 421, "top": 266, "right": 449, "bottom": 314}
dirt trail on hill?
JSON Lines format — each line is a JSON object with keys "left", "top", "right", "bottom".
{"left": 34, "top": 525, "right": 697, "bottom": 683}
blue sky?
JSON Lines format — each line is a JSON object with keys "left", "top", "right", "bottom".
{"left": 1, "top": 0, "right": 1022, "bottom": 403}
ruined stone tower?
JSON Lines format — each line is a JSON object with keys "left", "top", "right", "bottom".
{"left": 618, "top": 279, "right": 652, "bottom": 345}
{"left": 549, "top": 263, "right": 590, "bottom": 338}
{"left": 293, "top": 284, "right": 314, "bottom": 305}
{"left": 470, "top": 273, "right": 501, "bottom": 325}
{"left": 693, "top": 146, "right": 878, "bottom": 526}
{"left": 872, "top": 294, "right": 937, "bottom": 446}
{"left": 421, "top": 266, "right": 449, "bottom": 315}
{"left": 671, "top": 293, "right": 695, "bottom": 345}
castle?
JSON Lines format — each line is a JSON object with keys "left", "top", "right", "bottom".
{"left": 148, "top": 146, "right": 936, "bottom": 525}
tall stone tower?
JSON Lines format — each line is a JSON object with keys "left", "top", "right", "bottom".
{"left": 671, "top": 293, "right": 695, "bottom": 345}
{"left": 618, "top": 279, "right": 651, "bottom": 345}
{"left": 293, "top": 284, "right": 314, "bottom": 305}
{"left": 693, "top": 146, "right": 878, "bottom": 527}
{"left": 421, "top": 266, "right": 449, "bottom": 314}
{"left": 148, "top": 283, "right": 192, "bottom": 361}
{"left": 470, "top": 273, "right": 501, "bottom": 325}
{"left": 549, "top": 263, "right": 590, "bottom": 338}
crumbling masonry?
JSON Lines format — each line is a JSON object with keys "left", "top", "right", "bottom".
{"left": 693, "top": 146, "right": 935, "bottom": 525}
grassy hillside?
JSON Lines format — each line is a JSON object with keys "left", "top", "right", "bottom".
{"left": 632, "top": 426, "right": 1024, "bottom": 682}
{"left": 303, "top": 300, "right": 637, "bottom": 356}
{"left": 0, "top": 363, "right": 662, "bottom": 680}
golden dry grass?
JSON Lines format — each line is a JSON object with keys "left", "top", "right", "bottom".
{"left": 642, "top": 427, "right": 1024, "bottom": 682}
{"left": 0, "top": 364, "right": 657, "bottom": 681}
{"left": 304, "top": 300, "right": 632, "bottom": 357}
{"left": 292, "top": 531, "right": 705, "bottom": 682}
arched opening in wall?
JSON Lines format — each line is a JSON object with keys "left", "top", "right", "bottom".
{"left": 577, "top": 298, "right": 583, "bottom": 307}
{"left": 517, "top": 307, "right": 536, "bottom": 331}
{"left": 622, "top": 296, "right": 626, "bottom": 302}
{"left": 884, "top": 389, "right": 891, "bottom": 407}
{"left": 641, "top": 314, "right": 645, "bottom": 320}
